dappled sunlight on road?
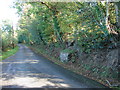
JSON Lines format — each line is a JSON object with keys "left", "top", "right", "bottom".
{"left": 1, "top": 60, "right": 40, "bottom": 64}
{"left": 1, "top": 71, "right": 71, "bottom": 88}
{"left": 1, "top": 46, "right": 72, "bottom": 88}
{"left": 1, "top": 45, "right": 89, "bottom": 88}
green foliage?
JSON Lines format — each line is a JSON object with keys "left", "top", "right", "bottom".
{"left": 1, "top": 20, "right": 18, "bottom": 51}
{"left": 1, "top": 46, "right": 19, "bottom": 60}
{"left": 111, "top": 87, "right": 120, "bottom": 90}
{"left": 62, "top": 48, "right": 74, "bottom": 53}
{"left": 11, "top": 2, "right": 120, "bottom": 87}
{"left": 14, "top": 2, "right": 119, "bottom": 52}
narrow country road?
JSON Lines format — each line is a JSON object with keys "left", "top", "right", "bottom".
{"left": 0, "top": 44, "right": 106, "bottom": 88}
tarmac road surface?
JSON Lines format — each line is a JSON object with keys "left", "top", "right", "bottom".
{"left": 0, "top": 44, "right": 107, "bottom": 88}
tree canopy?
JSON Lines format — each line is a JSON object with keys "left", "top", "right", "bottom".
{"left": 13, "top": 2, "right": 119, "bottom": 53}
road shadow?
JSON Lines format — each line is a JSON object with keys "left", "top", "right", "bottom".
{"left": 1, "top": 45, "right": 74, "bottom": 88}
{"left": 1, "top": 44, "right": 107, "bottom": 88}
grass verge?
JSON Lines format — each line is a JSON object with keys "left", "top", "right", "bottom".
{"left": 0, "top": 46, "right": 19, "bottom": 61}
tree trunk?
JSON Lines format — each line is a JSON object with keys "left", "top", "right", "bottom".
{"left": 12, "top": 25, "right": 15, "bottom": 49}
{"left": 52, "top": 11, "right": 63, "bottom": 44}
{"left": 106, "top": 1, "right": 111, "bottom": 33}
{"left": 39, "top": 32, "right": 46, "bottom": 45}
{"left": 73, "top": 24, "right": 78, "bottom": 49}
{"left": 115, "top": 2, "right": 120, "bottom": 28}
{"left": 41, "top": 2, "right": 63, "bottom": 44}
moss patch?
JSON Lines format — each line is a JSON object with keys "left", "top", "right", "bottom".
{"left": 62, "top": 48, "right": 74, "bottom": 53}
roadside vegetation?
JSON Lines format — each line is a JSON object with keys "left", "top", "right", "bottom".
{"left": 1, "top": 1, "right": 119, "bottom": 88}
{"left": 0, "top": 46, "right": 19, "bottom": 61}
{"left": 1, "top": 20, "right": 18, "bottom": 61}
{"left": 15, "top": 1, "right": 119, "bottom": 88}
